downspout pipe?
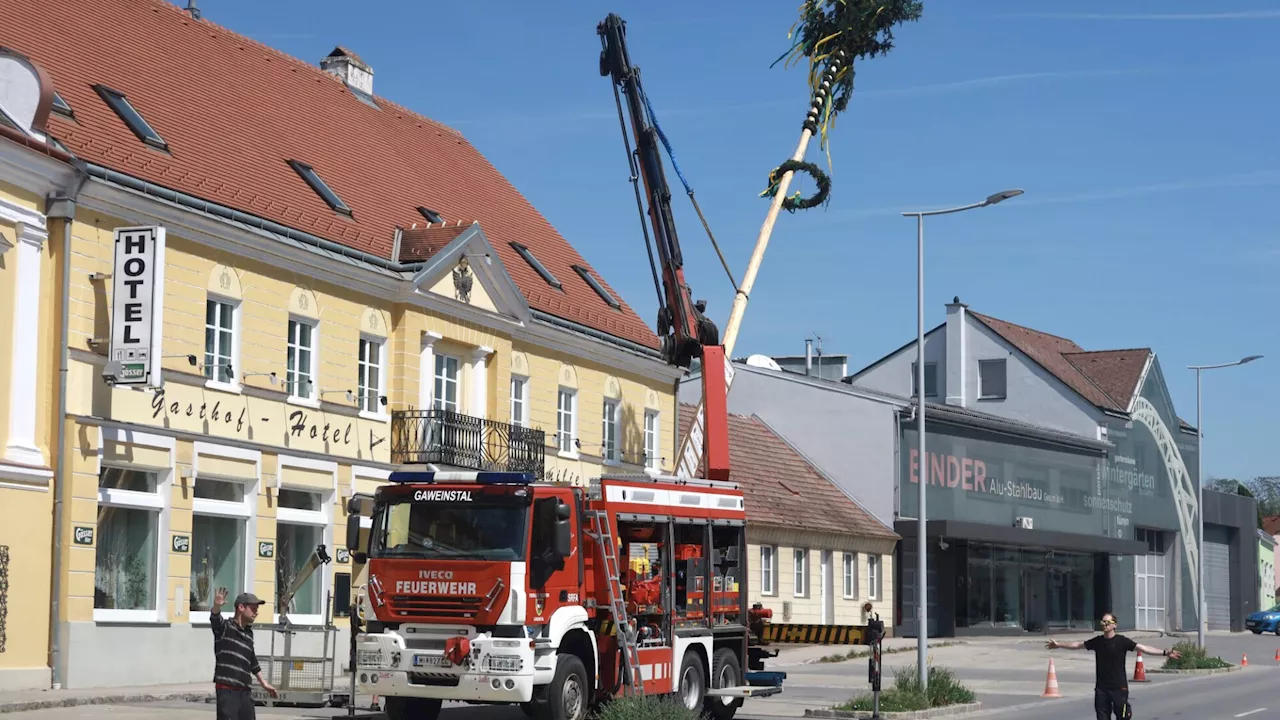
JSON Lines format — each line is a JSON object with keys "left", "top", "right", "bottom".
{"left": 46, "top": 163, "right": 88, "bottom": 690}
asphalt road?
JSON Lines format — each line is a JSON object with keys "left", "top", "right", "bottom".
{"left": 5, "top": 631, "right": 1279, "bottom": 720}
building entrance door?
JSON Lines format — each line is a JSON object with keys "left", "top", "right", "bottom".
{"left": 1022, "top": 565, "right": 1046, "bottom": 633}
{"left": 1134, "top": 528, "right": 1168, "bottom": 631}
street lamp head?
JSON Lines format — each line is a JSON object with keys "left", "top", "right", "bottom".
{"left": 1241, "top": 354, "right": 1263, "bottom": 365}
{"left": 984, "top": 189, "right": 1024, "bottom": 206}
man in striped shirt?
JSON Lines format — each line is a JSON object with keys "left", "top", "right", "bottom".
{"left": 211, "top": 587, "right": 278, "bottom": 720}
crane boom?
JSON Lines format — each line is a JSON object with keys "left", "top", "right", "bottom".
{"left": 597, "top": 13, "right": 729, "bottom": 482}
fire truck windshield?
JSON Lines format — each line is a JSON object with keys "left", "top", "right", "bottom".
{"left": 369, "top": 492, "right": 529, "bottom": 562}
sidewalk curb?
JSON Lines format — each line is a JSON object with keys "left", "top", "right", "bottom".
{"left": 805, "top": 702, "right": 983, "bottom": 719}
{"left": 1146, "top": 665, "right": 1240, "bottom": 675}
{"left": 0, "top": 690, "right": 208, "bottom": 715}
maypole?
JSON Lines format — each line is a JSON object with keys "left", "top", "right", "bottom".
{"left": 676, "top": 0, "right": 924, "bottom": 479}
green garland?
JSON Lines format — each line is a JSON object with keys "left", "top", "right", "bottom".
{"left": 758, "top": 160, "right": 831, "bottom": 212}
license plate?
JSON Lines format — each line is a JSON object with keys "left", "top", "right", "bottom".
{"left": 414, "top": 654, "right": 452, "bottom": 668}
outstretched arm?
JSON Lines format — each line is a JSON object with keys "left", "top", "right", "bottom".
{"left": 1136, "top": 643, "right": 1180, "bottom": 659}
{"left": 1046, "top": 638, "right": 1086, "bottom": 650}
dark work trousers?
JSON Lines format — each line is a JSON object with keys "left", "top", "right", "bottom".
{"left": 215, "top": 687, "right": 257, "bottom": 720}
{"left": 1094, "top": 687, "right": 1132, "bottom": 720}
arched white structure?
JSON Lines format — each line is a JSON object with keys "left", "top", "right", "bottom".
{"left": 1129, "top": 395, "right": 1199, "bottom": 607}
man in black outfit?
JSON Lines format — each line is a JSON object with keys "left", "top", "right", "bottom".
{"left": 1046, "top": 613, "right": 1181, "bottom": 720}
{"left": 211, "top": 587, "right": 278, "bottom": 720}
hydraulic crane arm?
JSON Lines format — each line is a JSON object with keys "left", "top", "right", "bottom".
{"left": 598, "top": 13, "right": 729, "bottom": 481}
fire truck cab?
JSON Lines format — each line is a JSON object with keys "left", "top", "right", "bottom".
{"left": 345, "top": 469, "right": 782, "bottom": 720}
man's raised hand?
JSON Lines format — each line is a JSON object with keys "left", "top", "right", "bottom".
{"left": 1045, "top": 638, "right": 1060, "bottom": 649}
{"left": 213, "top": 587, "right": 229, "bottom": 611}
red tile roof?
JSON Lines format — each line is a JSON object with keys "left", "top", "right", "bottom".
{"left": 969, "top": 311, "right": 1150, "bottom": 413}
{"left": 6, "top": 0, "right": 659, "bottom": 350}
{"left": 678, "top": 405, "right": 898, "bottom": 539}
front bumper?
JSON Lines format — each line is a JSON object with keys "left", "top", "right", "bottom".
{"left": 1245, "top": 616, "right": 1280, "bottom": 633}
{"left": 355, "top": 627, "right": 538, "bottom": 703}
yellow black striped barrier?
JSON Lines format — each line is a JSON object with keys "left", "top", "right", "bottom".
{"left": 760, "top": 623, "right": 867, "bottom": 645}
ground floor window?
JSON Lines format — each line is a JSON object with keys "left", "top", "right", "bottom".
{"left": 95, "top": 466, "right": 164, "bottom": 619}
{"left": 190, "top": 475, "right": 253, "bottom": 613}
{"left": 94, "top": 505, "right": 158, "bottom": 611}
{"left": 276, "top": 487, "right": 328, "bottom": 620}
{"left": 958, "top": 543, "right": 1095, "bottom": 632}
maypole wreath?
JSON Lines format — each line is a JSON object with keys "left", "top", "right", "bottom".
{"left": 762, "top": 0, "right": 924, "bottom": 211}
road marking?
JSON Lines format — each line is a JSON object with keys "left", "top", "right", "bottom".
{"left": 1234, "top": 710, "right": 1266, "bottom": 718}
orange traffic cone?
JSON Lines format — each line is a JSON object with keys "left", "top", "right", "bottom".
{"left": 1241, "top": 653, "right": 1248, "bottom": 667}
{"left": 1132, "top": 650, "right": 1149, "bottom": 682}
{"left": 1043, "top": 657, "right": 1063, "bottom": 698}
{"left": 1274, "top": 648, "right": 1279, "bottom": 662}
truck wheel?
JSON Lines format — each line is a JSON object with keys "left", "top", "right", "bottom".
{"left": 676, "top": 650, "right": 706, "bottom": 712}
{"left": 544, "top": 653, "right": 589, "bottom": 720}
{"left": 705, "top": 648, "right": 744, "bottom": 720}
{"left": 383, "top": 696, "right": 442, "bottom": 720}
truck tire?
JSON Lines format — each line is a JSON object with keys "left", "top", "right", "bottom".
{"left": 705, "top": 647, "right": 744, "bottom": 720}
{"left": 676, "top": 649, "right": 706, "bottom": 712}
{"left": 542, "top": 653, "right": 589, "bottom": 720}
{"left": 383, "top": 696, "right": 442, "bottom": 720}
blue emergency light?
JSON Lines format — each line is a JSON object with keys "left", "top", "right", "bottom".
{"left": 387, "top": 470, "right": 536, "bottom": 485}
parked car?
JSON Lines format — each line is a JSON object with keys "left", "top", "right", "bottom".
{"left": 1245, "top": 603, "right": 1280, "bottom": 634}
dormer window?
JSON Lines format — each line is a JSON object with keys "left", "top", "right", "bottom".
{"left": 287, "top": 160, "right": 352, "bottom": 216}
{"left": 52, "top": 92, "right": 74, "bottom": 118}
{"left": 510, "top": 242, "right": 562, "bottom": 290}
{"left": 417, "top": 206, "right": 442, "bottom": 224}
{"left": 573, "top": 265, "right": 620, "bottom": 309}
{"left": 93, "top": 84, "right": 166, "bottom": 150}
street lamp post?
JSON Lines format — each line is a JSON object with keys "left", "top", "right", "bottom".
{"left": 901, "top": 189, "right": 1022, "bottom": 689}
{"left": 1189, "top": 354, "right": 1262, "bottom": 648}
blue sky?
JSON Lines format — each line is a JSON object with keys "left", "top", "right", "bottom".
{"left": 178, "top": 1, "right": 1279, "bottom": 483}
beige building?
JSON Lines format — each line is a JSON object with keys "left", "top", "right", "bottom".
{"left": 681, "top": 407, "right": 900, "bottom": 631}
{"left": 2, "top": 0, "right": 684, "bottom": 690}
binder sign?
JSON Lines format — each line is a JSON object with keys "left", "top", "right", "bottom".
{"left": 107, "top": 226, "right": 166, "bottom": 387}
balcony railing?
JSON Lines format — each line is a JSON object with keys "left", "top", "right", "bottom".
{"left": 390, "top": 409, "right": 545, "bottom": 478}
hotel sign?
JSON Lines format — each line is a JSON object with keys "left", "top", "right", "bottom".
{"left": 105, "top": 226, "right": 166, "bottom": 388}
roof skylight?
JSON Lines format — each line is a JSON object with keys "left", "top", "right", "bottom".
{"left": 510, "top": 242, "right": 562, "bottom": 290}
{"left": 573, "top": 265, "right": 620, "bottom": 309}
{"left": 92, "top": 84, "right": 166, "bottom": 150}
{"left": 287, "top": 160, "right": 353, "bottom": 216}
{"left": 417, "top": 206, "right": 442, "bottom": 223}
{"left": 52, "top": 92, "right": 74, "bottom": 118}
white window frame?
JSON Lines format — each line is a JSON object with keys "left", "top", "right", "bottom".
{"left": 357, "top": 335, "right": 388, "bottom": 420}
{"left": 843, "top": 552, "right": 857, "bottom": 599}
{"left": 793, "top": 548, "right": 808, "bottom": 598}
{"left": 190, "top": 443, "right": 260, "bottom": 622}
{"left": 286, "top": 316, "right": 319, "bottom": 406}
{"left": 867, "top": 554, "right": 880, "bottom": 600}
{"left": 93, "top": 430, "right": 174, "bottom": 624}
{"left": 203, "top": 295, "right": 241, "bottom": 393}
{"left": 979, "top": 358, "right": 1008, "bottom": 400}
{"left": 433, "top": 353, "right": 461, "bottom": 413}
{"left": 643, "top": 410, "right": 660, "bottom": 473}
{"left": 557, "top": 388, "right": 578, "bottom": 458}
{"left": 273, "top": 456, "right": 336, "bottom": 628}
{"left": 601, "top": 399, "right": 620, "bottom": 465}
{"left": 509, "top": 375, "right": 529, "bottom": 427}
{"left": 760, "top": 545, "right": 776, "bottom": 596}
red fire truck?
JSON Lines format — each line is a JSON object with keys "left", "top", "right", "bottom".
{"left": 344, "top": 469, "right": 782, "bottom": 720}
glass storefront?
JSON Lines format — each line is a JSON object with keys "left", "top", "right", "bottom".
{"left": 958, "top": 542, "right": 1095, "bottom": 632}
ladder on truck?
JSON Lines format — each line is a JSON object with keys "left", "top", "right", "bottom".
{"left": 588, "top": 510, "right": 645, "bottom": 697}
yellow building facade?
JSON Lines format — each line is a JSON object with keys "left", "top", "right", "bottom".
{"left": 42, "top": 198, "right": 681, "bottom": 689}
{"left": 0, "top": 82, "right": 80, "bottom": 690}
{"left": 0, "top": 54, "right": 683, "bottom": 693}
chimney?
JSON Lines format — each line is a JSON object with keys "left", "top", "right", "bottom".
{"left": 945, "top": 296, "right": 967, "bottom": 407}
{"left": 805, "top": 339, "right": 813, "bottom": 376}
{"left": 320, "top": 47, "right": 374, "bottom": 96}
{"left": 185, "top": 0, "right": 201, "bottom": 20}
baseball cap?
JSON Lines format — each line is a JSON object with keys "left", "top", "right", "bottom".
{"left": 234, "top": 592, "right": 266, "bottom": 607}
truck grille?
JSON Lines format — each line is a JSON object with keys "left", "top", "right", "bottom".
{"left": 388, "top": 594, "right": 484, "bottom": 621}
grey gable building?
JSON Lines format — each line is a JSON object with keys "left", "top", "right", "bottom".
{"left": 682, "top": 299, "right": 1260, "bottom": 637}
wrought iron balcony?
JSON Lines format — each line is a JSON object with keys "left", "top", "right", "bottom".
{"left": 390, "top": 409, "right": 545, "bottom": 478}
